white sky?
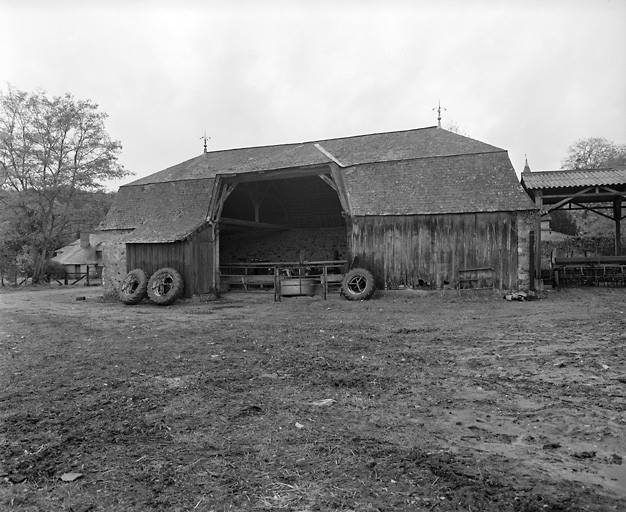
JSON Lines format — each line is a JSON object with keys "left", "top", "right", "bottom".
{"left": 1, "top": 0, "right": 625, "bottom": 191}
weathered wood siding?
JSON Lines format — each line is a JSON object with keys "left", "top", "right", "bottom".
{"left": 349, "top": 212, "right": 520, "bottom": 290}
{"left": 127, "top": 225, "right": 215, "bottom": 297}
{"left": 189, "top": 225, "right": 215, "bottom": 296}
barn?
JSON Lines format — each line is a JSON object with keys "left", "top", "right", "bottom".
{"left": 98, "top": 126, "right": 537, "bottom": 299}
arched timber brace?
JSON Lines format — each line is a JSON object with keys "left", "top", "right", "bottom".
{"left": 208, "top": 178, "right": 237, "bottom": 222}
{"left": 317, "top": 166, "right": 351, "bottom": 216}
{"left": 206, "top": 178, "right": 237, "bottom": 295}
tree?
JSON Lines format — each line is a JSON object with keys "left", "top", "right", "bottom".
{"left": 558, "top": 137, "right": 626, "bottom": 240}
{"left": 0, "top": 86, "right": 129, "bottom": 282}
{"left": 549, "top": 210, "right": 577, "bottom": 235}
{"left": 560, "top": 137, "right": 626, "bottom": 170}
{"left": 443, "top": 119, "right": 470, "bottom": 137}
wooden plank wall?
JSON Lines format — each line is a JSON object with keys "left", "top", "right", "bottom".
{"left": 190, "top": 225, "right": 215, "bottom": 295}
{"left": 349, "top": 212, "right": 519, "bottom": 290}
{"left": 127, "top": 227, "right": 215, "bottom": 298}
{"left": 127, "top": 241, "right": 191, "bottom": 297}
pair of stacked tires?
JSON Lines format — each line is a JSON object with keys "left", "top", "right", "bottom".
{"left": 119, "top": 268, "right": 183, "bottom": 306}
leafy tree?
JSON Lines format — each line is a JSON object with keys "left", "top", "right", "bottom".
{"left": 549, "top": 210, "right": 577, "bottom": 235}
{"left": 560, "top": 137, "right": 626, "bottom": 170}
{"left": 558, "top": 137, "right": 625, "bottom": 242}
{"left": 0, "top": 86, "right": 129, "bottom": 282}
{"left": 443, "top": 120, "right": 469, "bottom": 137}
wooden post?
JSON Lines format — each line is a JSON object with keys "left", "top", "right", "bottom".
{"left": 534, "top": 191, "right": 543, "bottom": 289}
{"left": 498, "top": 248, "right": 503, "bottom": 290}
{"left": 274, "top": 267, "right": 281, "bottom": 302}
{"left": 614, "top": 198, "right": 622, "bottom": 255}
{"left": 322, "top": 265, "right": 328, "bottom": 300}
{"left": 86, "top": 266, "right": 90, "bottom": 286}
{"left": 529, "top": 230, "right": 536, "bottom": 291}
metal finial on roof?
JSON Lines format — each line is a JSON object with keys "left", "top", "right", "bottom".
{"left": 523, "top": 155, "right": 531, "bottom": 173}
{"left": 200, "top": 132, "right": 211, "bottom": 153}
{"left": 433, "top": 100, "right": 446, "bottom": 128}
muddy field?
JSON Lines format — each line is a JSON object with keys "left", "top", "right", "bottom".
{"left": 0, "top": 285, "right": 625, "bottom": 511}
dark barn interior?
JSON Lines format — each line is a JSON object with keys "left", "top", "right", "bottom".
{"left": 219, "top": 174, "right": 347, "bottom": 265}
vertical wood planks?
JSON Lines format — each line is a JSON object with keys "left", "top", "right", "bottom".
{"left": 349, "top": 212, "right": 521, "bottom": 290}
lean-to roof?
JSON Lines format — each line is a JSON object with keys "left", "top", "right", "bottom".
{"left": 100, "top": 178, "right": 214, "bottom": 243}
{"left": 521, "top": 167, "right": 626, "bottom": 189}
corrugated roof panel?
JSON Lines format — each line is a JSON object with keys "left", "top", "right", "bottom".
{"left": 521, "top": 168, "right": 626, "bottom": 189}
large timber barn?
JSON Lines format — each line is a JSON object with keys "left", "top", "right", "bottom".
{"left": 98, "top": 126, "right": 537, "bottom": 298}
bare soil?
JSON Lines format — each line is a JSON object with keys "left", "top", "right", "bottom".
{"left": 0, "top": 285, "right": 625, "bottom": 511}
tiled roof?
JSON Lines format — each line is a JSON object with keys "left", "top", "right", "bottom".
{"left": 521, "top": 168, "right": 626, "bottom": 189}
{"left": 102, "top": 127, "right": 531, "bottom": 243}
{"left": 99, "top": 178, "right": 214, "bottom": 243}
{"left": 128, "top": 143, "right": 331, "bottom": 186}
{"left": 345, "top": 152, "right": 535, "bottom": 215}
{"left": 53, "top": 234, "right": 104, "bottom": 265}
{"left": 127, "top": 127, "right": 503, "bottom": 186}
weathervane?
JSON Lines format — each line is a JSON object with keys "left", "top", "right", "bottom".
{"left": 200, "top": 132, "right": 211, "bottom": 153}
{"left": 433, "top": 100, "right": 446, "bottom": 128}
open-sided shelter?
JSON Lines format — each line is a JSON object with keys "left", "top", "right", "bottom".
{"left": 98, "top": 127, "right": 537, "bottom": 298}
{"left": 521, "top": 166, "right": 626, "bottom": 285}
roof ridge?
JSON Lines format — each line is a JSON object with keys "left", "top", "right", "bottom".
{"left": 529, "top": 167, "right": 622, "bottom": 174}
{"left": 194, "top": 126, "right": 440, "bottom": 156}
{"left": 349, "top": 148, "right": 508, "bottom": 166}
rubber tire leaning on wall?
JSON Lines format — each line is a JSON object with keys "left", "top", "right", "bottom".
{"left": 119, "top": 269, "right": 149, "bottom": 305}
{"left": 147, "top": 267, "right": 184, "bottom": 306}
{"left": 341, "top": 268, "right": 376, "bottom": 300}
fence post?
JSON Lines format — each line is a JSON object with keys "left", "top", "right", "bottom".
{"left": 86, "top": 266, "right": 90, "bottom": 286}
{"left": 274, "top": 267, "right": 281, "bottom": 302}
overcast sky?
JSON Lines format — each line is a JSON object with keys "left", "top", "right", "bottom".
{"left": 1, "top": 0, "right": 625, "bottom": 191}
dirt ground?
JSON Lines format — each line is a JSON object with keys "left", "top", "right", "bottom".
{"left": 0, "top": 285, "right": 624, "bottom": 511}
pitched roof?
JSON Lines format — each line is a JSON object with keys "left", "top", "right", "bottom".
{"left": 127, "top": 127, "right": 504, "bottom": 186}
{"left": 345, "top": 152, "right": 535, "bottom": 215}
{"left": 99, "top": 178, "right": 214, "bottom": 243}
{"left": 53, "top": 234, "right": 104, "bottom": 265}
{"left": 102, "top": 127, "right": 533, "bottom": 243}
{"left": 521, "top": 167, "right": 626, "bottom": 189}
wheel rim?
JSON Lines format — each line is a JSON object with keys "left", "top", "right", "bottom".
{"left": 346, "top": 275, "right": 367, "bottom": 294}
{"left": 152, "top": 274, "right": 174, "bottom": 296}
{"left": 122, "top": 276, "right": 139, "bottom": 294}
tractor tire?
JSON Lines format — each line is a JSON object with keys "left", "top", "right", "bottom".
{"left": 341, "top": 268, "right": 376, "bottom": 301}
{"left": 147, "top": 267, "right": 184, "bottom": 306}
{"left": 119, "top": 269, "right": 149, "bottom": 305}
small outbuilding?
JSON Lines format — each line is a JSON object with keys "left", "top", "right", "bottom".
{"left": 52, "top": 232, "right": 103, "bottom": 282}
{"left": 98, "top": 126, "right": 537, "bottom": 298}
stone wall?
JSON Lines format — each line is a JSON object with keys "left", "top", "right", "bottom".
{"left": 98, "top": 229, "right": 132, "bottom": 297}
{"left": 516, "top": 211, "right": 537, "bottom": 291}
{"left": 220, "top": 227, "right": 347, "bottom": 263}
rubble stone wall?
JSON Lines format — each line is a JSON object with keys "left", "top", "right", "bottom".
{"left": 98, "top": 230, "right": 132, "bottom": 297}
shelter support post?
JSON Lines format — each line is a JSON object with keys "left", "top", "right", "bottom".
{"left": 615, "top": 198, "right": 622, "bottom": 255}
{"left": 534, "top": 191, "right": 543, "bottom": 289}
{"left": 529, "top": 230, "right": 535, "bottom": 291}
{"left": 211, "top": 222, "right": 220, "bottom": 297}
